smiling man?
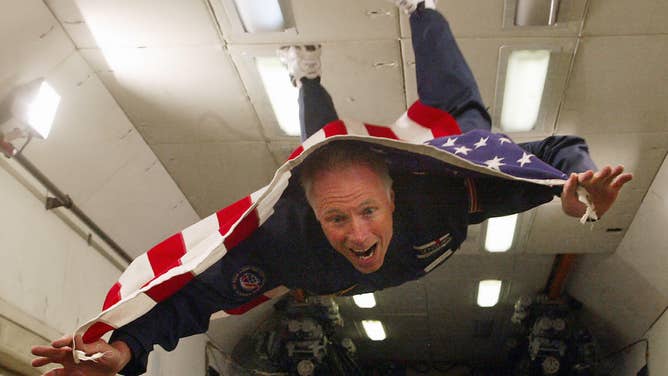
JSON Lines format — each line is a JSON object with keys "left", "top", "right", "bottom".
{"left": 301, "top": 144, "right": 395, "bottom": 274}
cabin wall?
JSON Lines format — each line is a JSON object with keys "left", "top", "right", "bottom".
{"left": 568, "top": 154, "right": 667, "bottom": 374}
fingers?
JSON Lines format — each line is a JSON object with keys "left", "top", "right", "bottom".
{"left": 44, "top": 369, "right": 66, "bottom": 376}
{"left": 598, "top": 165, "right": 624, "bottom": 184}
{"left": 562, "top": 173, "right": 577, "bottom": 196}
{"left": 32, "top": 356, "right": 54, "bottom": 367}
{"left": 52, "top": 335, "right": 74, "bottom": 348}
{"left": 593, "top": 165, "right": 632, "bottom": 190}
{"left": 577, "top": 170, "right": 594, "bottom": 185}
{"left": 579, "top": 166, "right": 632, "bottom": 190}
{"left": 612, "top": 172, "right": 633, "bottom": 189}
{"left": 32, "top": 345, "right": 70, "bottom": 359}
{"left": 592, "top": 165, "right": 612, "bottom": 184}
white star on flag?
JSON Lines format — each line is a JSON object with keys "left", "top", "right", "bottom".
{"left": 517, "top": 152, "right": 533, "bottom": 167}
{"left": 484, "top": 156, "right": 505, "bottom": 171}
{"left": 454, "top": 145, "right": 472, "bottom": 155}
{"left": 499, "top": 137, "right": 512, "bottom": 145}
{"left": 474, "top": 137, "right": 489, "bottom": 149}
{"left": 442, "top": 137, "right": 457, "bottom": 147}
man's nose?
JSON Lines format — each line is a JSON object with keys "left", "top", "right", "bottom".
{"left": 348, "top": 217, "right": 370, "bottom": 245}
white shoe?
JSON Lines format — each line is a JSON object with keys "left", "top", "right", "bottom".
{"left": 277, "top": 45, "right": 322, "bottom": 87}
{"left": 390, "top": 0, "right": 437, "bottom": 15}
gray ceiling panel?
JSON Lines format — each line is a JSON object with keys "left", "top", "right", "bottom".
{"left": 79, "top": 46, "right": 265, "bottom": 144}
{"left": 526, "top": 203, "right": 633, "bottom": 254}
{"left": 558, "top": 35, "right": 668, "bottom": 135}
{"left": 584, "top": 0, "right": 668, "bottom": 36}
{"left": 48, "top": 0, "right": 220, "bottom": 48}
{"left": 151, "top": 141, "right": 279, "bottom": 217}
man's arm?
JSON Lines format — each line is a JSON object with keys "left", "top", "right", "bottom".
{"left": 468, "top": 135, "right": 631, "bottom": 224}
{"left": 30, "top": 272, "right": 236, "bottom": 375}
{"left": 519, "top": 135, "right": 632, "bottom": 219}
{"left": 32, "top": 221, "right": 286, "bottom": 375}
{"left": 109, "top": 265, "right": 246, "bottom": 375}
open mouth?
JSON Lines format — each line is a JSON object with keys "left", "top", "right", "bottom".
{"left": 350, "top": 243, "right": 377, "bottom": 260}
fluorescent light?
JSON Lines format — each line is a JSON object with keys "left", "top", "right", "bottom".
{"left": 484, "top": 214, "right": 518, "bottom": 252}
{"left": 353, "top": 293, "right": 376, "bottom": 308}
{"left": 500, "top": 50, "right": 550, "bottom": 132}
{"left": 26, "top": 82, "right": 61, "bottom": 139}
{"left": 6, "top": 79, "right": 61, "bottom": 140}
{"left": 362, "top": 320, "right": 386, "bottom": 341}
{"left": 256, "top": 57, "right": 300, "bottom": 136}
{"left": 477, "top": 280, "right": 502, "bottom": 307}
{"left": 233, "top": 0, "right": 285, "bottom": 32}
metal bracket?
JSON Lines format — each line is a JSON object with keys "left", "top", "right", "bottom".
{"left": 45, "top": 195, "right": 73, "bottom": 210}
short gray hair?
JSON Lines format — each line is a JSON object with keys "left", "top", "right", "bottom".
{"left": 299, "top": 142, "right": 393, "bottom": 206}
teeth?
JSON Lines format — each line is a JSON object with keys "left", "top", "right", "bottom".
{"left": 358, "top": 250, "right": 374, "bottom": 260}
{"left": 351, "top": 244, "right": 376, "bottom": 259}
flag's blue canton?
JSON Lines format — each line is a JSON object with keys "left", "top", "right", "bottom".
{"left": 427, "top": 130, "right": 569, "bottom": 181}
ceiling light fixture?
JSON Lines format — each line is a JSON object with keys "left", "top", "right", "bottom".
{"left": 24, "top": 81, "right": 61, "bottom": 139}
{"left": 255, "top": 57, "right": 300, "bottom": 136}
{"left": 353, "top": 293, "right": 376, "bottom": 308}
{"left": 362, "top": 320, "right": 386, "bottom": 341}
{"left": 1, "top": 79, "right": 61, "bottom": 140}
{"left": 477, "top": 280, "right": 502, "bottom": 307}
{"left": 484, "top": 214, "right": 518, "bottom": 252}
{"left": 500, "top": 49, "right": 550, "bottom": 132}
{"left": 233, "top": 0, "right": 286, "bottom": 32}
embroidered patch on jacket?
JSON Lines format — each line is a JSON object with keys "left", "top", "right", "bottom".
{"left": 233, "top": 266, "right": 265, "bottom": 297}
{"left": 413, "top": 233, "right": 452, "bottom": 259}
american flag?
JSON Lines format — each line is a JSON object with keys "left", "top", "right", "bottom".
{"left": 73, "top": 100, "right": 568, "bottom": 353}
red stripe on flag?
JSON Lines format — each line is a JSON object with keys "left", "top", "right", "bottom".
{"left": 82, "top": 322, "right": 116, "bottom": 344}
{"left": 145, "top": 272, "right": 194, "bottom": 303}
{"left": 102, "top": 282, "right": 122, "bottom": 310}
{"left": 217, "top": 196, "right": 253, "bottom": 235}
{"left": 407, "top": 100, "right": 461, "bottom": 137}
{"left": 323, "top": 120, "right": 348, "bottom": 138}
{"left": 225, "top": 295, "right": 270, "bottom": 315}
{"left": 364, "top": 124, "right": 399, "bottom": 139}
{"left": 223, "top": 209, "right": 260, "bottom": 250}
{"left": 288, "top": 146, "right": 304, "bottom": 161}
{"left": 147, "top": 233, "right": 187, "bottom": 277}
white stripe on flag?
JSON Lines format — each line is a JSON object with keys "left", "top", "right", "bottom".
{"left": 302, "top": 129, "right": 326, "bottom": 151}
{"left": 265, "top": 285, "right": 290, "bottom": 298}
{"left": 392, "top": 112, "right": 434, "bottom": 143}
{"left": 343, "top": 120, "right": 369, "bottom": 136}
{"left": 181, "top": 231, "right": 225, "bottom": 273}
{"left": 181, "top": 213, "right": 221, "bottom": 251}
{"left": 250, "top": 186, "right": 272, "bottom": 226}
{"left": 254, "top": 172, "right": 291, "bottom": 225}
{"left": 101, "top": 293, "right": 157, "bottom": 329}
{"left": 119, "top": 254, "right": 154, "bottom": 298}
{"left": 210, "top": 310, "right": 230, "bottom": 320}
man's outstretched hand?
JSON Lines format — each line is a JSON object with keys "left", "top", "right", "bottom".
{"left": 31, "top": 335, "right": 130, "bottom": 376}
{"left": 561, "top": 165, "right": 633, "bottom": 219}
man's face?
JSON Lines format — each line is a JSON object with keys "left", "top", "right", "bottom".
{"left": 310, "top": 164, "right": 395, "bottom": 274}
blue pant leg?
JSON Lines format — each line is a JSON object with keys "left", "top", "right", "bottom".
{"left": 410, "top": 8, "right": 491, "bottom": 132}
{"left": 299, "top": 77, "right": 339, "bottom": 141}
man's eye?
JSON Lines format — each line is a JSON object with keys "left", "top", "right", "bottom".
{"left": 362, "top": 207, "right": 376, "bottom": 216}
{"left": 329, "top": 216, "right": 345, "bottom": 224}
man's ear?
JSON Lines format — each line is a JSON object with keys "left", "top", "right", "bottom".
{"left": 389, "top": 188, "right": 395, "bottom": 212}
